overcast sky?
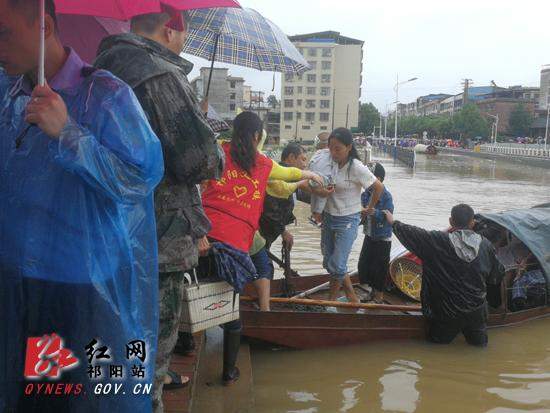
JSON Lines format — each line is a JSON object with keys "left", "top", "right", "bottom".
{"left": 183, "top": 0, "right": 550, "bottom": 113}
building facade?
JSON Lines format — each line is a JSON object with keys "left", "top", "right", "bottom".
{"left": 477, "top": 98, "right": 535, "bottom": 134}
{"left": 279, "top": 31, "right": 364, "bottom": 143}
{"left": 398, "top": 86, "right": 539, "bottom": 120}
{"left": 243, "top": 85, "right": 251, "bottom": 108}
{"left": 190, "top": 67, "right": 245, "bottom": 121}
{"left": 416, "top": 94, "right": 452, "bottom": 116}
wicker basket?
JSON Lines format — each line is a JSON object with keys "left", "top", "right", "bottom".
{"left": 179, "top": 272, "right": 240, "bottom": 333}
{"left": 390, "top": 257, "right": 422, "bottom": 301}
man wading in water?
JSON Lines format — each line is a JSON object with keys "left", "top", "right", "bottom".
{"left": 384, "top": 204, "right": 505, "bottom": 346}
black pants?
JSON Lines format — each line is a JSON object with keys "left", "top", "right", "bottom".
{"left": 358, "top": 236, "right": 391, "bottom": 292}
{"left": 427, "top": 306, "right": 488, "bottom": 347}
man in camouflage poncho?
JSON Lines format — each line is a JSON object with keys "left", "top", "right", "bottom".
{"left": 95, "top": 10, "right": 223, "bottom": 412}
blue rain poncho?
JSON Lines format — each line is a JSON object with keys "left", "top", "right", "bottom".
{"left": 0, "top": 51, "right": 163, "bottom": 412}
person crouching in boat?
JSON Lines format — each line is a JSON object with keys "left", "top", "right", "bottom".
{"left": 199, "top": 112, "right": 322, "bottom": 384}
{"left": 321, "top": 128, "right": 384, "bottom": 304}
{"left": 383, "top": 204, "right": 505, "bottom": 347}
{"left": 358, "top": 163, "right": 394, "bottom": 302}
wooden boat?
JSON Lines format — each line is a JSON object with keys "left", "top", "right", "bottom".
{"left": 413, "top": 143, "right": 438, "bottom": 155}
{"left": 426, "top": 144, "right": 438, "bottom": 155}
{"left": 240, "top": 206, "right": 550, "bottom": 349}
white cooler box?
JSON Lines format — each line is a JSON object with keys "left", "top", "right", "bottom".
{"left": 180, "top": 272, "right": 239, "bottom": 334}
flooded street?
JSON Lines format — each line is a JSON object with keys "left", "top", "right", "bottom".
{"left": 270, "top": 150, "right": 550, "bottom": 277}
{"left": 253, "top": 151, "right": 550, "bottom": 413}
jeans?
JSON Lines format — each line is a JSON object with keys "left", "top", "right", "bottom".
{"left": 321, "top": 212, "right": 361, "bottom": 281}
{"left": 250, "top": 247, "right": 274, "bottom": 280}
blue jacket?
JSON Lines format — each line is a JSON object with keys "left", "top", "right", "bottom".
{"left": 0, "top": 51, "right": 163, "bottom": 412}
{"left": 361, "top": 186, "right": 394, "bottom": 240}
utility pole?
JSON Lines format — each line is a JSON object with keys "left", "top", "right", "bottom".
{"left": 545, "top": 97, "right": 549, "bottom": 151}
{"left": 462, "top": 78, "right": 473, "bottom": 106}
{"left": 294, "top": 111, "right": 299, "bottom": 141}
{"left": 394, "top": 74, "right": 399, "bottom": 145}
{"left": 379, "top": 112, "right": 382, "bottom": 139}
{"left": 495, "top": 114, "right": 499, "bottom": 144}
{"left": 384, "top": 105, "right": 388, "bottom": 138}
{"left": 345, "top": 104, "right": 349, "bottom": 128}
{"left": 487, "top": 113, "right": 498, "bottom": 145}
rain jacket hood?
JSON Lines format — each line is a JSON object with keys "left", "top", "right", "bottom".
{"left": 449, "top": 230, "right": 483, "bottom": 263}
{"left": 97, "top": 33, "right": 194, "bottom": 86}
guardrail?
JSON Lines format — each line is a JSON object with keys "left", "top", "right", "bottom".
{"left": 376, "top": 142, "right": 416, "bottom": 168}
{"left": 480, "top": 145, "right": 550, "bottom": 158}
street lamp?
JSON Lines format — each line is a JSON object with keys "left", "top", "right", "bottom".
{"left": 487, "top": 114, "right": 499, "bottom": 145}
{"left": 394, "top": 75, "right": 418, "bottom": 145}
{"left": 294, "top": 111, "right": 299, "bottom": 141}
{"left": 384, "top": 104, "right": 389, "bottom": 139}
{"left": 545, "top": 96, "right": 549, "bottom": 151}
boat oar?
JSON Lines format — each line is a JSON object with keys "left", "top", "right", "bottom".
{"left": 290, "top": 281, "right": 330, "bottom": 299}
{"left": 289, "top": 272, "right": 360, "bottom": 299}
{"left": 240, "top": 296, "right": 421, "bottom": 312}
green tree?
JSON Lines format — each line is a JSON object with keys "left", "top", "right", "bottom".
{"left": 358, "top": 103, "right": 380, "bottom": 134}
{"left": 453, "top": 103, "right": 490, "bottom": 141}
{"left": 266, "top": 95, "right": 279, "bottom": 108}
{"left": 435, "top": 116, "right": 454, "bottom": 137}
{"left": 508, "top": 103, "right": 533, "bottom": 136}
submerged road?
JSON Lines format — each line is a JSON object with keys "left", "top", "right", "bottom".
{"left": 251, "top": 149, "right": 550, "bottom": 413}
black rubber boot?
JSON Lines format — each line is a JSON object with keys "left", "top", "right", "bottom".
{"left": 174, "top": 331, "right": 196, "bottom": 356}
{"left": 222, "top": 327, "right": 241, "bottom": 386}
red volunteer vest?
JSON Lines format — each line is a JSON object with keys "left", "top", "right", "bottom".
{"left": 203, "top": 142, "right": 273, "bottom": 252}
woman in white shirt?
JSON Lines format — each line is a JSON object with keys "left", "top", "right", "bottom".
{"left": 322, "top": 128, "right": 384, "bottom": 303}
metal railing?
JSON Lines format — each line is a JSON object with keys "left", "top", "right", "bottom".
{"left": 480, "top": 145, "right": 550, "bottom": 158}
{"left": 375, "top": 142, "right": 416, "bottom": 168}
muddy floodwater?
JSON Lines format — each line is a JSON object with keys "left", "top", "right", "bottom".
{"left": 253, "top": 150, "right": 550, "bottom": 413}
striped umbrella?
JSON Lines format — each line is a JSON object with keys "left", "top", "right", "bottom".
{"left": 182, "top": 7, "right": 310, "bottom": 98}
{"left": 35, "top": 0, "right": 241, "bottom": 86}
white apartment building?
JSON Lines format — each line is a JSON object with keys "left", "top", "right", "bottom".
{"left": 190, "top": 67, "right": 245, "bottom": 121}
{"left": 280, "top": 31, "right": 364, "bottom": 142}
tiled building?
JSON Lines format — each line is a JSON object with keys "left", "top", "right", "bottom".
{"left": 279, "top": 31, "right": 364, "bottom": 142}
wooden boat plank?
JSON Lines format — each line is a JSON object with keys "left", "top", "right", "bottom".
{"left": 240, "top": 257, "right": 550, "bottom": 348}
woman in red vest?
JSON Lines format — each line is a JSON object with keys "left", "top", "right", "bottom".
{"left": 201, "top": 111, "right": 322, "bottom": 274}
{"left": 202, "top": 112, "right": 322, "bottom": 252}
{"left": 199, "top": 112, "right": 321, "bottom": 385}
